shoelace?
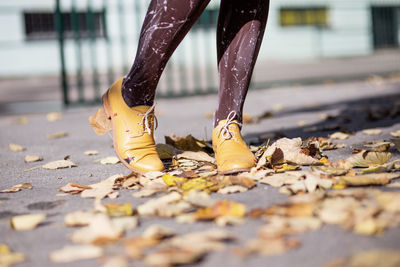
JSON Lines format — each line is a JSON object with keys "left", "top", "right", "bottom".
{"left": 218, "top": 111, "right": 242, "bottom": 140}
{"left": 137, "top": 103, "right": 158, "bottom": 135}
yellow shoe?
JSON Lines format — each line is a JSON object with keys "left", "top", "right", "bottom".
{"left": 212, "top": 111, "right": 256, "bottom": 174}
{"left": 102, "top": 77, "right": 164, "bottom": 173}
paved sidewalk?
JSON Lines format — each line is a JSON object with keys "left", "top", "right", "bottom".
{"left": 1, "top": 78, "right": 400, "bottom": 267}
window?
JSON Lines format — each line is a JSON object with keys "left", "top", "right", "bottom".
{"left": 24, "top": 11, "right": 106, "bottom": 40}
{"left": 280, "top": 7, "right": 328, "bottom": 27}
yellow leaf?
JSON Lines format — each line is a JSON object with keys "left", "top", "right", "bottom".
{"left": 180, "top": 177, "right": 214, "bottom": 192}
{"left": 46, "top": 131, "right": 68, "bottom": 139}
{"left": 46, "top": 112, "right": 62, "bottom": 122}
{"left": 346, "top": 150, "right": 391, "bottom": 167}
{"left": 162, "top": 174, "right": 187, "bottom": 186}
{"left": 0, "top": 244, "right": 25, "bottom": 266}
{"left": 9, "top": 144, "right": 26, "bottom": 152}
{"left": 104, "top": 203, "right": 133, "bottom": 217}
{"left": 195, "top": 200, "right": 246, "bottom": 220}
{"left": 24, "top": 155, "right": 43, "bottom": 163}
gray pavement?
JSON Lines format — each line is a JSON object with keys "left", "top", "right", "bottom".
{"left": 1, "top": 78, "right": 400, "bottom": 267}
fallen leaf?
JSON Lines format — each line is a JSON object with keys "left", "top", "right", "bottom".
{"left": 89, "top": 108, "right": 112, "bottom": 136}
{"left": 142, "top": 225, "right": 175, "bottom": 240}
{"left": 391, "top": 138, "right": 400, "bottom": 152}
{"left": 100, "top": 156, "right": 120, "bottom": 165}
{"left": 234, "top": 237, "right": 299, "bottom": 258}
{"left": 71, "top": 214, "right": 122, "bottom": 245}
{"left": 1, "top": 183, "right": 32, "bottom": 193}
{"left": 104, "top": 203, "right": 133, "bottom": 217}
{"left": 24, "top": 155, "right": 43, "bottom": 163}
{"left": 257, "top": 138, "right": 320, "bottom": 167}
{"left": 84, "top": 150, "right": 99, "bottom": 156}
{"left": 15, "top": 116, "right": 28, "bottom": 124}
{"left": 176, "top": 151, "right": 216, "bottom": 164}
{"left": 165, "top": 134, "right": 209, "bottom": 152}
{"left": 143, "top": 247, "right": 203, "bottom": 266}
{"left": 330, "top": 132, "right": 351, "bottom": 140}
{"left": 259, "top": 173, "right": 302, "bottom": 187}
{"left": 46, "top": 131, "right": 68, "bottom": 139}
{"left": 137, "top": 192, "right": 182, "bottom": 216}
{"left": 65, "top": 211, "right": 96, "bottom": 226}
{"left": 362, "top": 128, "right": 382, "bottom": 135}
{"left": 324, "top": 249, "right": 400, "bottom": 267}
{"left": 265, "top": 202, "right": 314, "bottom": 217}
{"left": 334, "top": 173, "right": 400, "bottom": 187}
{"left": 10, "top": 213, "right": 46, "bottom": 230}
{"left": 42, "top": 160, "right": 76, "bottom": 170}
{"left": 0, "top": 244, "right": 25, "bottom": 266}
{"left": 9, "top": 144, "right": 26, "bottom": 152}
{"left": 46, "top": 112, "right": 62, "bottom": 122}
{"left": 49, "top": 245, "right": 103, "bottom": 263}
{"left": 390, "top": 129, "right": 400, "bottom": 137}
{"left": 156, "top": 143, "right": 175, "bottom": 160}
{"left": 217, "top": 185, "right": 248, "bottom": 194}
{"left": 81, "top": 174, "right": 123, "bottom": 200}
{"left": 195, "top": 200, "right": 246, "bottom": 220}
{"left": 346, "top": 150, "right": 391, "bottom": 167}
{"left": 242, "top": 113, "right": 259, "bottom": 124}
{"left": 59, "top": 183, "right": 92, "bottom": 194}
{"left": 162, "top": 174, "right": 187, "bottom": 187}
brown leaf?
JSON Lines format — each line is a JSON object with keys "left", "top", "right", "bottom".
{"left": 265, "top": 203, "right": 314, "bottom": 217}
{"left": 156, "top": 143, "right": 175, "bottom": 160}
{"left": 58, "top": 183, "right": 91, "bottom": 194}
{"left": 42, "top": 160, "right": 76, "bottom": 170}
{"left": 165, "top": 134, "right": 209, "bottom": 152}
{"left": 1, "top": 183, "right": 32, "bottom": 193}
{"left": 89, "top": 108, "right": 112, "bottom": 136}
{"left": 24, "top": 155, "right": 43, "bottom": 163}
{"left": 346, "top": 150, "right": 391, "bottom": 167}
{"left": 324, "top": 249, "right": 400, "bottom": 267}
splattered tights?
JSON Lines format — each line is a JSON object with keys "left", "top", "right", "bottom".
{"left": 122, "top": 0, "right": 269, "bottom": 126}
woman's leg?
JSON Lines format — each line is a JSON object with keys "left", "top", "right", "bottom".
{"left": 215, "top": 0, "right": 269, "bottom": 126}
{"left": 122, "top": 0, "right": 211, "bottom": 107}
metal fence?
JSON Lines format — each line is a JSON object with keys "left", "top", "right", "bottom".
{"left": 55, "top": 0, "right": 219, "bottom": 105}
{"left": 52, "top": 0, "right": 400, "bottom": 106}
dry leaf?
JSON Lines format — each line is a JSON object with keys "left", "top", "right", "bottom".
{"left": 390, "top": 129, "right": 400, "bottom": 137}
{"left": 156, "top": 144, "right": 175, "bottom": 160}
{"left": 142, "top": 225, "right": 175, "bottom": 240}
{"left": 362, "top": 128, "right": 382, "bottom": 135}
{"left": 235, "top": 237, "right": 299, "bottom": 258}
{"left": 182, "top": 190, "right": 217, "bottom": 208}
{"left": 81, "top": 174, "right": 122, "bottom": 200}
{"left": 10, "top": 213, "right": 46, "bottom": 230}
{"left": 217, "top": 185, "right": 248, "bottom": 194}
{"left": 46, "top": 112, "right": 62, "bottom": 122}
{"left": 330, "top": 132, "right": 351, "bottom": 140}
{"left": 176, "top": 151, "right": 216, "bottom": 164}
{"left": 165, "top": 134, "right": 208, "bottom": 152}
{"left": 258, "top": 138, "right": 320, "bottom": 167}
{"left": 259, "top": 173, "right": 302, "bottom": 187}
{"left": 143, "top": 247, "right": 203, "bottom": 267}
{"left": 46, "top": 131, "right": 68, "bottom": 139}
{"left": 65, "top": 211, "right": 96, "bottom": 226}
{"left": 346, "top": 150, "right": 391, "bottom": 167}
{"left": 15, "top": 116, "right": 28, "bottom": 124}
{"left": 137, "top": 192, "right": 182, "bottom": 216}
{"left": 71, "top": 214, "right": 122, "bottom": 245}
{"left": 59, "top": 183, "right": 91, "bottom": 194}
{"left": 391, "top": 138, "right": 400, "bottom": 152}
{"left": 1, "top": 183, "right": 32, "bottom": 193}
{"left": 195, "top": 200, "right": 246, "bottom": 220}
{"left": 0, "top": 244, "right": 25, "bottom": 266}
{"left": 89, "top": 108, "right": 112, "bottom": 136}
{"left": 84, "top": 150, "right": 99, "bottom": 156}
{"left": 49, "top": 245, "right": 103, "bottom": 263}
{"left": 24, "top": 155, "right": 43, "bottom": 163}
{"left": 42, "top": 160, "right": 76, "bottom": 170}
{"left": 9, "top": 144, "right": 26, "bottom": 152}
{"left": 100, "top": 156, "right": 120, "bottom": 165}
{"left": 324, "top": 249, "right": 400, "bottom": 267}
{"left": 334, "top": 173, "right": 399, "bottom": 187}
{"left": 104, "top": 203, "right": 133, "bottom": 217}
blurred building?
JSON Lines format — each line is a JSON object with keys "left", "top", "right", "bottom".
{"left": 0, "top": 0, "right": 399, "bottom": 78}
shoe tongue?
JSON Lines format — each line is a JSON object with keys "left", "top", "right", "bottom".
{"left": 131, "top": 105, "right": 153, "bottom": 113}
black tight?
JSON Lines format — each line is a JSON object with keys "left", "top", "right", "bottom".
{"left": 122, "top": 0, "right": 269, "bottom": 126}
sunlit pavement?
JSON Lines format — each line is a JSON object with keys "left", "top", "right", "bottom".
{"left": 1, "top": 78, "right": 400, "bottom": 267}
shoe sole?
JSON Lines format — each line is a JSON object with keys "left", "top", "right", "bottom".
{"left": 102, "top": 91, "right": 150, "bottom": 175}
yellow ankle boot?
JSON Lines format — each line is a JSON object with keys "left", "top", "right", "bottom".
{"left": 212, "top": 111, "right": 256, "bottom": 174}
{"left": 102, "top": 77, "right": 164, "bottom": 173}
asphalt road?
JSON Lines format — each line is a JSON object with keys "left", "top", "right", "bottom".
{"left": 1, "top": 78, "right": 400, "bottom": 267}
